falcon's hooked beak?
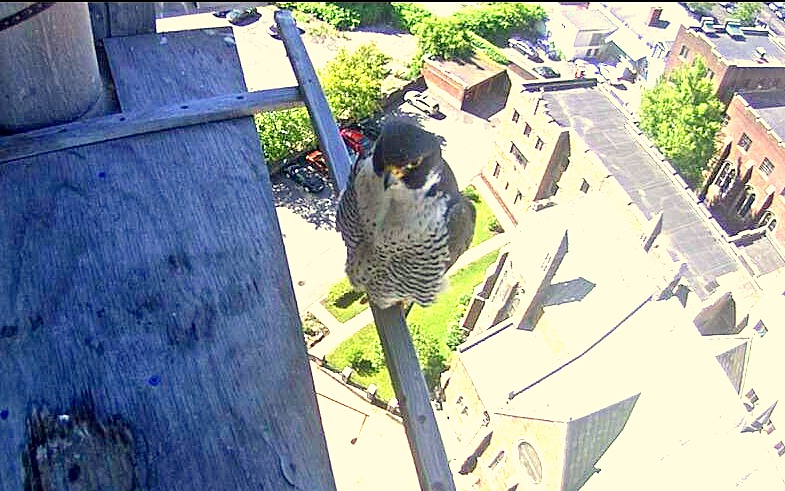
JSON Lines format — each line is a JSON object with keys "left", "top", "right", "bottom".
{"left": 382, "top": 157, "right": 423, "bottom": 189}
{"left": 383, "top": 166, "right": 406, "bottom": 190}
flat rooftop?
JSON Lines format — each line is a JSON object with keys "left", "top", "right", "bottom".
{"left": 540, "top": 85, "right": 753, "bottom": 300}
{"left": 739, "top": 89, "right": 785, "bottom": 143}
{"left": 698, "top": 26, "right": 785, "bottom": 65}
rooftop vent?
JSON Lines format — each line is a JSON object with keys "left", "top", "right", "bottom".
{"left": 725, "top": 18, "right": 744, "bottom": 38}
{"left": 701, "top": 16, "right": 716, "bottom": 34}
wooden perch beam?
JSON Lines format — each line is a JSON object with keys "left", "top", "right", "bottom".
{"left": 0, "top": 86, "right": 302, "bottom": 164}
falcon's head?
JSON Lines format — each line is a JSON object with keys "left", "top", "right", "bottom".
{"left": 372, "top": 119, "right": 442, "bottom": 189}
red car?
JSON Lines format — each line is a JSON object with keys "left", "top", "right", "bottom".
{"left": 340, "top": 127, "right": 375, "bottom": 158}
{"left": 306, "top": 150, "right": 329, "bottom": 176}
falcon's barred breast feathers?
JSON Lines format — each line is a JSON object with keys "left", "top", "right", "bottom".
{"left": 336, "top": 119, "right": 476, "bottom": 310}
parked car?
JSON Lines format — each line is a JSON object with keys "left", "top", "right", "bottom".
{"left": 508, "top": 37, "right": 542, "bottom": 62}
{"left": 533, "top": 65, "right": 561, "bottom": 79}
{"left": 282, "top": 162, "right": 325, "bottom": 194}
{"left": 403, "top": 90, "right": 440, "bottom": 117}
{"left": 226, "top": 7, "right": 260, "bottom": 26}
{"left": 340, "top": 127, "right": 375, "bottom": 158}
{"left": 305, "top": 150, "right": 330, "bottom": 176}
{"left": 305, "top": 144, "right": 358, "bottom": 176}
{"left": 267, "top": 22, "right": 305, "bottom": 39}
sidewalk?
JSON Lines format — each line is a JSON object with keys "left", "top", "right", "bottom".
{"left": 306, "top": 230, "right": 511, "bottom": 361}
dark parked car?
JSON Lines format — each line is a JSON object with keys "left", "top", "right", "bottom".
{"left": 226, "top": 7, "right": 260, "bottom": 26}
{"left": 282, "top": 162, "right": 325, "bottom": 193}
{"left": 533, "top": 66, "right": 561, "bottom": 79}
{"left": 508, "top": 37, "right": 542, "bottom": 62}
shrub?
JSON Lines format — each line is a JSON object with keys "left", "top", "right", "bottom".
{"left": 487, "top": 217, "right": 504, "bottom": 234}
{"left": 462, "top": 185, "right": 481, "bottom": 203}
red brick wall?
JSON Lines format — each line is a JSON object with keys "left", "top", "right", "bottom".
{"left": 714, "top": 94, "right": 785, "bottom": 244}
{"left": 665, "top": 26, "right": 785, "bottom": 105}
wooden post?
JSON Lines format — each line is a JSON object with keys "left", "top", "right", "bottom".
{"left": 371, "top": 304, "right": 457, "bottom": 491}
{"left": 0, "top": 3, "right": 103, "bottom": 132}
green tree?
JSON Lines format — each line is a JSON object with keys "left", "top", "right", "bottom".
{"left": 413, "top": 16, "right": 474, "bottom": 61}
{"left": 638, "top": 56, "right": 724, "bottom": 189}
{"left": 684, "top": 3, "right": 714, "bottom": 17}
{"left": 319, "top": 43, "right": 391, "bottom": 124}
{"left": 409, "top": 322, "right": 447, "bottom": 392}
{"left": 255, "top": 43, "right": 390, "bottom": 166}
{"left": 734, "top": 2, "right": 762, "bottom": 26}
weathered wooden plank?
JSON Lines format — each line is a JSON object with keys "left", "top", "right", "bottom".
{"left": 275, "top": 10, "right": 351, "bottom": 194}
{"left": 371, "top": 305, "right": 457, "bottom": 491}
{"left": 106, "top": 2, "right": 156, "bottom": 37}
{"left": 0, "top": 86, "right": 303, "bottom": 164}
{"left": 0, "top": 26, "right": 336, "bottom": 490}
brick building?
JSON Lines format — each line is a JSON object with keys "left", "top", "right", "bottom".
{"left": 705, "top": 90, "right": 785, "bottom": 246}
{"left": 421, "top": 53, "right": 510, "bottom": 111}
{"left": 665, "top": 18, "right": 785, "bottom": 105}
{"left": 481, "top": 81, "right": 629, "bottom": 226}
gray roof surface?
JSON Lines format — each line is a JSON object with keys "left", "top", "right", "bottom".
{"left": 705, "top": 28, "right": 785, "bottom": 65}
{"left": 541, "top": 86, "right": 747, "bottom": 300}
{"left": 739, "top": 90, "right": 785, "bottom": 144}
{"left": 561, "top": 8, "right": 617, "bottom": 33}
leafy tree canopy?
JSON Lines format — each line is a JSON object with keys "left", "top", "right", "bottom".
{"left": 413, "top": 16, "right": 474, "bottom": 61}
{"left": 734, "top": 2, "right": 762, "bottom": 26}
{"left": 638, "top": 56, "right": 725, "bottom": 188}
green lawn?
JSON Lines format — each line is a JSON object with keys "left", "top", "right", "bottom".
{"left": 323, "top": 250, "right": 500, "bottom": 404}
{"left": 321, "top": 184, "right": 501, "bottom": 322}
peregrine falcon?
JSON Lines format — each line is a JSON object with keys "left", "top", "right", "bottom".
{"left": 335, "top": 118, "right": 476, "bottom": 310}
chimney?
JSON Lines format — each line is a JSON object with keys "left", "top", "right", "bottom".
{"left": 647, "top": 6, "right": 664, "bottom": 27}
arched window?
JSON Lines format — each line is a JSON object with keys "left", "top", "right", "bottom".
{"left": 714, "top": 160, "right": 732, "bottom": 187}
{"left": 739, "top": 193, "right": 756, "bottom": 217}
{"left": 517, "top": 441, "right": 542, "bottom": 484}
{"left": 736, "top": 186, "right": 755, "bottom": 216}
{"left": 759, "top": 211, "right": 778, "bottom": 232}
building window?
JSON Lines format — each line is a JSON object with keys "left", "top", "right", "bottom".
{"left": 759, "top": 212, "right": 778, "bottom": 232}
{"left": 738, "top": 133, "right": 752, "bottom": 151}
{"left": 679, "top": 45, "right": 689, "bottom": 58}
{"left": 523, "top": 123, "right": 532, "bottom": 137}
{"left": 517, "top": 441, "right": 542, "bottom": 484}
{"left": 512, "top": 110, "right": 520, "bottom": 123}
{"left": 580, "top": 179, "right": 590, "bottom": 193}
{"left": 760, "top": 158, "right": 775, "bottom": 176}
{"left": 753, "top": 320, "right": 768, "bottom": 337}
{"left": 510, "top": 143, "right": 528, "bottom": 168}
{"left": 514, "top": 191, "right": 522, "bottom": 204}
{"left": 493, "top": 163, "right": 501, "bottom": 178}
{"left": 736, "top": 188, "right": 756, "bottom": 217}
{"left": 714, "top": 160, "right": 736, "bottom": 194}
{"left": 534, "top": 137, "right": 545, "bottom": 151}
{"left": 589, "top": 32, "right": 604, "bottom": 46}
{"left": 489, "top": 451, "right": 505, "bottom": 469}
